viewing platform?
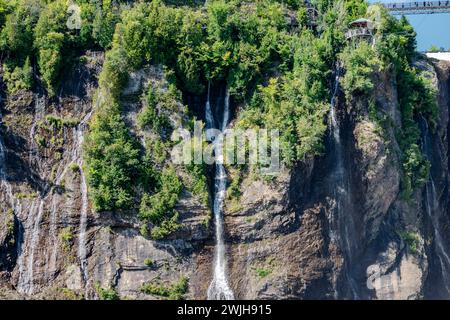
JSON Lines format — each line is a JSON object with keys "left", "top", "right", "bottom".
{"left": 345, "top": 18, "right": 373, "bottom": 41}
{"left": 345, "top": 28, "right": 373, "bottom": 40}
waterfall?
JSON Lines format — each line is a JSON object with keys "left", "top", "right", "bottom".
{"left": 16, "top": 95, "right": 47, "bottom": 295}
{"left": 207, "top": 85, "right": 235, "bottom": 300}
{"left": 46, "top": 108, "right": 92, "bottom": 282}
{"left": 47, "top": 128, "right": 72, "bottom": 277}
{"left": 16, "top": 96, "right": 93, "bottom": 295}
{"left": 77, "top": 154, "right": 89, "bottom": 283}
{"left": 47, "top": 167, "right": 65, "bottom": 277}
{"left": 0, "top": 113, "right": 14, "bottom": 207}
{"left": 328, "top": 64, "right": 359, "bottom": 299}
{"left": 422, "top": 118, "right": 450, "bottom": 296}
{"left": 17, "top": 199, "right": 44, "bottom": 295}
{"left": 25, "top": 200, "right": 44, "bottom": 295}
{"left": 425, "top": 179, "right": 450, "bottom": 294}
{"left": 74, "top": 110, "right": 93, "bottom": 283}
{"left": 205, "top": 82, "right": 215, "bottom": 131}
{"left": 222, "top": 89, "right": 230, "bottom": 132}
{"left": 29, "top": 94, "right": 45, "bottom": 170}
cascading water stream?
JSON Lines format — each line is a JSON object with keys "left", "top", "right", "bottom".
{"left": 26, "top": 200, "right": 44, "bottom": 294}
{"left": 46, "top": 109, "right": 92, "bottom": 281}
{"left": 207, "top": 85, "right": 234, "bottom": 300}
{"left": 421, "top": 118, "right": 450, "bottom": 295}
{"left": 29, "top": 94, "right": 45, "bottom": 170}
{"left": 0, "top": 112, "right": 14, "bottom": 207}
{"left": 17, "top": 94, "right": 47, "bottom": 295}
{"left": 328, "top": 64, "right": 359, "bottom": 299}
{"left": 17, "top": 94, "right": 93, "bottom": 294}
{"left": 47, "top": 129, "right": 70, "bottom": 276}
{"left": 75, "top": 110, "right": 93, "bottom": 284}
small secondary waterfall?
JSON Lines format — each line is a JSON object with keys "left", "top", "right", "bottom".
{"left": 75, "top": 110, "right": 93, "bottom": 283}
{"left": 207, "top": 85, "right": 235, "bottom": 300}
{"left": 17, "top": 95, "right": 47, "bottom": 295}
{"left": 328, "top": 64, "right": 358, "bottom": 299}
{"left": 29, "top": 94, "right": 45, "bottom": 170}
{"left": 17, "top": 199, "right": 45, "bottom": 295}
{"left": 0, "top": 112, "right": 14, "bottom": 208}
{"left": 425, "top": 179, "right": 450, "bottom": 294}
{"left": 16, "top": 94, "right": 93, "bottom": 294}
{"left": 47, "top": 129, "right": 71, "bottom": 277}
{"left": 46, "top": 109, "right": 92, "bottom": 281}
{"left": 422, "top": 118, "right": 450, "bottom": 296}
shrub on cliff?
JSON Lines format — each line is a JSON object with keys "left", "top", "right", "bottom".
{"left": 141, "top": 276, "right": 188, "bottom": 300}
{"left": 3, "top": 57, "right": 33, "bottom": 94}
{"left": 368, "top": 5, "right": 436, "bottom": 198}
{"left": 340, "top": 42, "right": 379, "bottom": 98}
{"left": 139, "top": 167, "right": 183, "bottom": 239}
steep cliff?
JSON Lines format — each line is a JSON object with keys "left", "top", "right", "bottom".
{"left": 1, "top": 0, "right": 450, "bottom": 301}
{"left": 1, "top": 52, "right": 449, "bottom": 300}
{"left": 221, "top": 56, "right": 450, "bottom": 300}
{"left": 0, "top": 53, "right": 212, "bottom": 300}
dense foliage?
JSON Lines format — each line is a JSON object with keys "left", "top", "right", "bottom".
{"left": 0, "top": 0, "right": 126, "bottom": 95}
{"left": 339, "top": 5, "right": 437, "bottom": 198}
{"left": 0, "top": 0, "right": 437, "bottom": 234}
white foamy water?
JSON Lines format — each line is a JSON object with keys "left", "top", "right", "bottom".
{"left": 205, "top": 83, "right": 215, "bottom": 131}
{"left": 47, "top": 166, "right": 66, "bottom": 277}
{"left": 207, "top": 86, "right": 235, "bottom": 300}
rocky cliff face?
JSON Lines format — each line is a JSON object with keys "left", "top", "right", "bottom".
{"left": 223, "top": 56, "right": 450, "bottom": 300}
{"left": 1, "top": 52, "right": 450, "bottom": 300}
{"left": 0, "top": 52, "right": 211, "bottom": 300}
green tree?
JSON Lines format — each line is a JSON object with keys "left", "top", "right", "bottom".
{"left": 0, "top": 0, "right": 40, "bottom": 64}
{"left": 345, "top": 0, "right": 368, "bottom": 22}
{"left": 92, "top": 0, "right": 120, "bottom": 49}
{"left": 84, "top": 107, "right": 141, "bottom": 211}
{"left": 36, "top": 32, "right": 65, "bottom": 96}
{"left": 3, "top": 57, "right": 33, "bottom": 94}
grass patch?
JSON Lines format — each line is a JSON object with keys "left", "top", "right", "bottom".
{"left": 95, "top": 283, "right": 120, "bottom": 300}
{"left": 400, "top": 231, "right": 420, "bottom": 255}
{"left": 144, "top": 258, "right": 153, "bottom": 267}
{"left": 141, "top": 276, "right": 188, "bottom": 300}
{"left": 59, "top": 227, "right": 73, "bottom": 252}
{"left": 255, "top": 267, "right": 272, "bottom": 278}
{"left": 59, "top": 288, "right": 84, "bottom": 300}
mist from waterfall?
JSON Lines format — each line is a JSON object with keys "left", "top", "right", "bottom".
{"left": 206, "top": 85, "right": 234, "bottom": 300}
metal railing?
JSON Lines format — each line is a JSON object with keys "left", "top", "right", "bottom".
{"left": 345, "top": 28, "right": 373, "bottom": 40}
{"left": 382, "top": 1, "right": 450, "bottom": 15}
